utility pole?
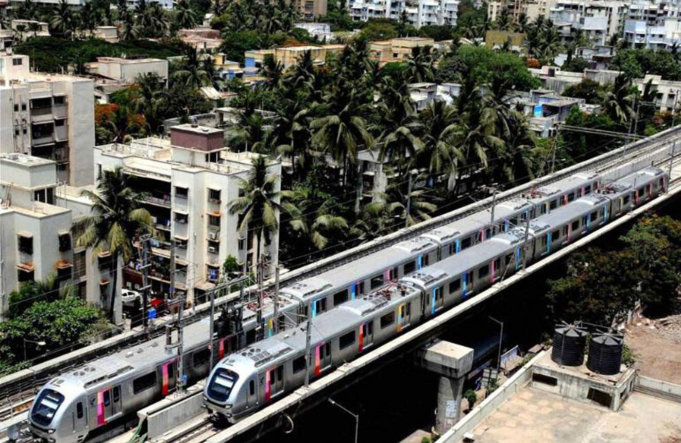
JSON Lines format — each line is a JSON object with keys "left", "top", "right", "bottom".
{"left": 208, "top": 283, "right": 217, "bottom": 370}
{"left": 304, "top": 309, "right": 313, "bottom": 388}
{"left": 669, "top": 141, "right": 676, "bottom": 190}
{"left": 550, "top": 128, "right": 559, "bottom": 174}
{"left": 489, "top": 316, "right": 504, "bottom": 381}
{"left": 489, "top": 185, "right": 497, "bottom": 227}
{"left": 273, "top": 265, "right": 280, "bottom": 334}
{"left": 405, "top": 171, "right": 414, "bottom": 228}
{"left": 169, "top": 239, "right": 186, "bottom": 393}
{"left": 256, "top": 257, "right": 264, "bottom": 341}
{"left": 140, "top": 234, "right": 151, "bottom": 328}
{"left": 522, "top": 215, "right": 531, "bottom": 271}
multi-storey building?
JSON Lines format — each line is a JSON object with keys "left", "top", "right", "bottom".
{"left": 548, "top": 0, "right": 626, "bottom": 46}
{"left": 291, "top": 0, "right": 327, "bottom": 18}
{"left": 93, "top": 124, "right": 281, "bottom": 305}
{"left": 0, "top": 53, "right": 95, "bottom": 186}
{"left": 94, "top": 57, "right": 169, "bottom": 84}
{"left": 349, "top": 0, "right": 459, "bottom": 28}
{"left": 623, "top": 0, "right": 681, "bottom": 48}
{"left": 488, "top": 0, "right": 526, "bottom": 23}
{"left": 0, "top": 154, "right": 116, "bottom": 321}
{"left": 369, "top": 37, "right": 435, "bottom": 65}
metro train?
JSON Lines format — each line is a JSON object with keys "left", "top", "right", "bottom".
{"left": 27, "top": 168, "right": 651, "bottom": 441}
{"left": 202, "top": 167, "right": 667, "bottom": 423}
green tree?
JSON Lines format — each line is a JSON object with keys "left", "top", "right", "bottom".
{"left": 72, "top": 168, "right": 154, "bottom": 323}
{"left": 562, "top": 79, "right": 604, "bottom": 103}
{"left": 228, "top": 156, "right": 282, "bottom": 276}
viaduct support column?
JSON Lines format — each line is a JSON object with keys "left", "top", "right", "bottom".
{"left": 418, "top": 340, "right": 474, "bottom": 434}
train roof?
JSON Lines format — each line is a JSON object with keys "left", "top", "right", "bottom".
{"left": 527, "top": 195, "right": 608, "bottom": 233}
{"left": 531, "top": 172, "right": 600, "bottom": 198}
{"left": 404, "top": 233, "right": 521, "bottom": 285}
{"left": 421, "top": 214, "right": 488, "bottom": 243}
{"left": 280, "top": 238, "right": 437, "bottom": 300}
{"left": 49, "top": 317, "right": 212, "bottom": 391}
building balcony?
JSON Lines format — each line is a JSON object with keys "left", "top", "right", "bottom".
{"left": 143, "top": 195, "right": 171, "bottom": 208}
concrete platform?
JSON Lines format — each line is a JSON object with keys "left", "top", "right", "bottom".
{"left": 467, "top": 389, "right": 681, "bottom": 443}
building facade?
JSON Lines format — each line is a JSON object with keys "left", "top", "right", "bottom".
{"left": 0, "top": 54, "right": 95, "bottom": 187}
{"left": 93, "top": 125, "right": 282, "bottom": 305}
{"left": 348, "top": 0, "right": 459, "bottom": 28}
{"left": 0, "top": 154, "right": 115, "bottom": 321}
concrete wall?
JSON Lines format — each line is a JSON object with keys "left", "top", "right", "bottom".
{"left": 66, "top": 79, "right": 95, "bottom": 186}
{"left": 138, "top": 382, "right": 205, "bottom": 439}
{"left": 439, "top": 351, "right": 546, "bottom": 442}
{"left": 635, "top": 375, "right": 681, "bottom": 403}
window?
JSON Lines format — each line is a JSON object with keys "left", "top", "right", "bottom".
{"left": 208, "top": 215, "right": 220, "bottom": 227}
{"left": 192, "top": 348, "right": 211, "bottom": 366}
{"left": 333, "top": 290, "right": 348, "bottom": 306}
{"left": 208, "top": 188, "right": 221, "bottom": 202}
{"left": 549, "top": 199, "right": 557, "bottom": 210}
{"left": 54, "top": 96, "right": 65, "bottom": 105}
{"left": 562, "top": 226, "right": 568, "bottom": 237}
{"left": 339, "top": 331, "right": 355, "bottom": 349}
{"left": 505, "top": 253, "right": 513, "bottom": 266}
{"left": 571, "top": 220, "right": 579, "bottom": 231}
{"left": 623, "top": 195, "right": 630, "bottom": 205}
{"left": 113, "top": 386, "right": 120, "bottom": 403}
{"left": 58, "top": 233, "right": 71, "bottom": 252}
{"left": 175, "top": 186, "right": 188, "bottom": 198}
{"left": 31, "top": 389, "right": 64, "bottom": 427}
{"left": 249, "top": 380, "right": 255, "bottom": 396}
{"left": 478, "top": 264, "right": 489, "bottom": 279}
{"left": 449, "top": 279, "right": 460, "bottom": 293}
{"left": 485, "top": 228, "right": 491, "bottom": 239}
{"left": 55, "top": 119, "right": 65, "bottom": 127}
{"left": 380, "top": 312, "right": 395, "bottom": 329}
{"left": 103, "top": 390, "right": 110, "bottom": 407}
{"left": 590, "top": 211, "right": 598, "bottom": 220}
{"left": 238, "top": 239, "right": 245, "bottom": 250}
{"left": 638, "top": 187, "right": 645, "bottom": 197}
{"left": 76, "top": 402, "right": 83, "bottom": 419}
{"left": 584, "top": 185, "right": 591, "bottom": 194}
{"left": 13, "top": 104, "right": 18, "bottom": 112}
{"left": 370, "top": 274, "right": 384, "bottom": 290}
{"left": 404, "top": 260, "right": 415, "bottom": 275}
{"left": 18, "top": 234, "right": 33, "bottom": 254}
{"left": 461, "top": 237, "right": 472, "bottom": 249}
{"left": 567, "top": 192, "right": 575, "bottom": 202}
{"left": 292, "top": 356, "right": 306, "bottom": 373}
{"left": 313, "top": 298, "right": 327, "bottom": 315}
{"left": 359, "top": 282, "right": 365, "bottom": 295}
{"left": 207, "top": 368, "right": 239, "bottom": 402}
{"left": 13, "top": 57, "right": 22, "bottom": 66}
{"left": 551, "top": 230, "right": 560, "bottom": 242}
{"left": 133, "top": 372, "right": 156, "bottom": 394}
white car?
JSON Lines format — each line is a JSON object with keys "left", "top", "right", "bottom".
{"left": 121, "top": 289, "right": 142, "bottom": 307}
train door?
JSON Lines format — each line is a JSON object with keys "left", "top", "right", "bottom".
{"left": 314, "top": 342, "right": 332, "bottom": 376}
{"left": 359, "top": 322, "right": 374, "bottom": 351}
{"left": 95, "top": 385, "right": 122, "bottom": 426}
{"left": 72, "top": 398, "right": 87, "bottom": 438}
{"left": 397, "top": 302, "right": 411, "bottom": 331}
{"left": 246, "top": 377, "right": 257, "bottom": 408}
{"left": 161, "top": 360, "right": 177, "bottom": 396}
{"left": 264, "top": 365, "right": 284, "bottom": 402}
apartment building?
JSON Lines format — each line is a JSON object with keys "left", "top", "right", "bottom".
{"left": 0, "top": 154, "right": 116, "bottom": 321}
{"left": 623, "top": 0, "right": 681, "bottom": 49}
{"left": 93, "top": 124, "right": 281, "bottom": 305}
{"left": 291, "top": 0, "right": 327, "bottom": 18}
{"left": 488, "top": 0, "right": 526, "bottom": 22}
{"left": 244, "top": 44, "right": 346, "bottom": 69}
{"left": 548, "top": 0, "right": 626, "bottom": 46}
{"left": 0, "top": 53, "right": 95, "bottom": 186}
{"left": 94, "top": 57, "right": 169, "bottom": 83}
{"left": 369, "top": 37, "right": 435, "bottom": 65}
{"left": 348, "top": 0, "right": 459, "bottom": 28}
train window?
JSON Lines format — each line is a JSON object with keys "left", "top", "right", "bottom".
{"left": 505, "top": 253, "right": 513, "bottom": 265}
{"left": 192, "top": 348, "right": 211, "bottom": 367}
{"left": 249, "top": 380, "right": 255, "bottom": 396}
{"left": 359, "top": 282, "right": 365, "bottom": 295}
{"left": 493, "top": 258, "right": 500, "bottom": 272}
{"left": 76, "top": 402, "right": 83, "bottom": 419}
{"left": 461, "top": 237, "right": 472, "bottom": 249}
{"left": 423, "top": 254, "right": 430, "bottom": 266}
{"left": 404, "top": 261, "right": 416, "bottom": 275}
{"left": 246, "top": 329, "right": 256, "bottom": 344}
{"left": 292, "top": 356, "right": 306, "bottom": 373}
{"left": 541, "top": 236, "right": 548, "bottom": 247}
{"left": 31, "top": 389, "right": 65, "bottom": 427}
{"left": 551, "top": 230, "right": 560, "bottom": 242}
{"left": 567, "top": 192, "right": 575, "bottom": 202}
{"left": 333, "top": 290, "right": 348, "bottom": 306}
{"left": 562, "top": 226, "right": 568, "bottom": 237}
{"left": 623, "top": 195, "right": 630, "bottom": 205}
{"left": 113, "top": 386, "right": 120, "bottom": 403}
{"left": 571, "top": 220, "right": 579, "bottom": 230}
{"left": 638, "top": 187, "right": 645, "bottom": 196}
{"left": 581, "top": 216, "right": 587, "bottom": 227}
{"left": 590, "top": 211, "right": 598, "bottom": 220}
{"left": 449, "top": 279, "right": 460, "bottom": 293}
{"left": 370, "top": 275, "right": 384, "bottom": 290}
{"left": 391, "top": 266, "right": 399, "bottom": 280}
{"left": 478, "top": 265, "right": 489, "bottom": 279}
{"left": 550, "top": 200, "right": 557, "bottom": 210}
{"left": 485, "top": 228, "right": 491, "bottom": 239}
{"left": 339, "top": 331, "right": 355, "bottom": 349}
{"left": 585, "top": 185, "right": 591, "bottom": 194}
{"left": 133, "top": 372, "right": 157, "bottom": 394}
{"left": 103, "top": 390, "right": 110, "bottom": 407}
{"left": 314, "top": 298, "right": 327, "bottom": 314}
{"left": 380, "top": 312, "right": 395, "bottom": 329}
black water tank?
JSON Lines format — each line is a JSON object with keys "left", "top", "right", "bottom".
{"left": 587, "top": 333, "right": 623, "bottom": 375}
{"left": 551, "top": 322, "right": 587, "bottom": 366}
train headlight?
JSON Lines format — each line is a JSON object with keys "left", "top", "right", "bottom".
{"left": 47, "top": 429, "right": 55, "bottom": 434}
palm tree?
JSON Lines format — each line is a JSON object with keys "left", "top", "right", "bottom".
{"left": 601, "top": 74, "right": 635, "bottom": 124}
{"left": 262, "top": 54, "right": 284, "bottom": 89}
{"left": 27, "top": 21, "right": 40, "bottom": 38}
{"left": 72, "top": 168, "right": 154, "bottom": 323}
{"left": 274, "top": 99, "right": 315, "bottom": 179}
{"left": 418, "top": 101, "right": 464, "bottom": 190}
{"left": 174, "top": 0, "right": 197, "bottom": 29}
{"left": 281, "top": 186, "right": 348, "bottom": 251}
{"left": 405, "top": 46, "right": 435, "bottom": 83}
{"left": 51, "top": 0, "right": 74, "bottom": 39}
{"left": 228, "top": 156, "right": 282, "bottom": 276}
{"left": 172, "top": 49, "right": 210, "bottom": 88}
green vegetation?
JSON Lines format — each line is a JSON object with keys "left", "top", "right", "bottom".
{"left": 464, "top": 389, "right": 478, "bottom": 409}
{"left": 0, "top": 297, "right": 104, "bottom": 375}
{"left": 545, "top": 215, "right": 681, "bottom": 324}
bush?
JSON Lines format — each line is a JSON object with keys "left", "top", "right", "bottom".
{"left": 464, "top": 389, "right": 477, "bottom": 409}
{"left": 621, "top": 344, "right": 635, "bottom": 366}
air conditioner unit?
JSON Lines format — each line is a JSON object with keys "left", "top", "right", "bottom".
{"left": 209, "top": 232, "right": 218, "bottom": 240}
{"left": 208, "top": 246, "right": 217, "bottom": 253}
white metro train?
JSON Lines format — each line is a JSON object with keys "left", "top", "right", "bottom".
{"left": 202, "top": 167, "right": 667, "bottom": 423}
{"left": 28, "top": 168, "right": 663, "bottom": 441}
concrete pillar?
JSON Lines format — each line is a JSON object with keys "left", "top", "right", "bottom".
{"left": 417, "top": 340, "right": 474, "bottom": 435}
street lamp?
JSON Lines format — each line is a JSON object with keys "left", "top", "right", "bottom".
{"left": 23, "top": 339, "right": 46, "bottom": 362}
{"left": 328, "top": 398, "right": 359, "bottom": 443}
{"left": 488, "top": 316, "right": 504, "bottom": 381}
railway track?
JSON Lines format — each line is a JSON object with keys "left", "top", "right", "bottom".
{"left": 1, "top": 127, "right": 680, "bottom": 437}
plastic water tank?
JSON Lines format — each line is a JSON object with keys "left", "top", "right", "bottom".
{"left": 551, "top": 321, "right": 587, "bottom": 366}
{"left": 587, "top": 332, "right": 624, "bottom": 375}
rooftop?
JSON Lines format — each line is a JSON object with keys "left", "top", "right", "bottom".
{"left": 0, "top": 153, "right": 54, "bottom": 167}
{"left": 96, "top": 56, "right": 167, "bottom": 64}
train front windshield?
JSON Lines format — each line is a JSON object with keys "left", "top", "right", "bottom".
{"left": 31, "top": 389, "right": 65, "bottom": 426}
{"left": 208, "top": 368, "right": 239, "bottom": 402}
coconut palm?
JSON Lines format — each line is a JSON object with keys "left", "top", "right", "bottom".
{"left": 72, "top": 167, "right": 154, "bottom": 323}
{"left": 418, "top": 101, "right": 464, "bottom": 190}
{"left": 405, "top": 46, "right": 435, "bottom": 83}
{"left": 600, "top": 74, "right": 635, "bottom": 124}
{"left": 174, "top": 0, "right": 197, "bottom": 29}
{"left": 172, "top": 49, "right": 210, "bottom": 88}
{"left": 262, "top": 54, "right": 284, "bottom": 88}
{"left": 228, "top": 156, "right": 282, "bottom": 275}
{"left": 50, "top": 0, "right": 74, "bottom": 38}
